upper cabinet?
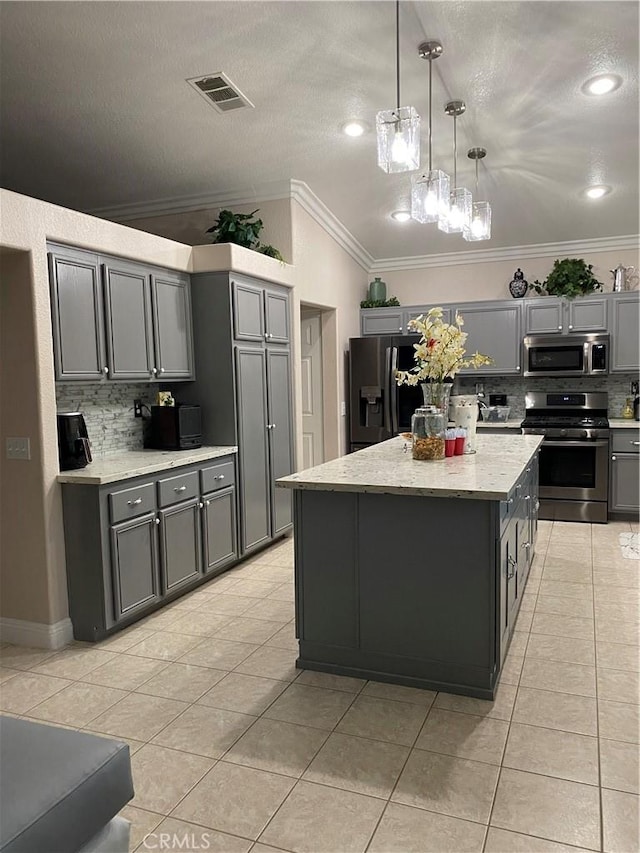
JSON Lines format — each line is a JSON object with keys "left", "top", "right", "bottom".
{"left": 524, "top": 295, "right": 608, "bottom": 335}
{"left": 360, "top": 309, "right": 404, "bottom": 336}
{"left": 48, "top": 244, "right": 194, "bottom": 382}
{"left": 454, "top": 301, "right": 522, "bottom": 375}
{"left": 232, "top": 275, "right": 290, "bottom": 344}
{"left": 609, "top": 292, "right": 640, "bottom": 373}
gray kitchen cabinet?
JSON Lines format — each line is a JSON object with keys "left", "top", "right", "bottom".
{"left": 182, "top": 271, "right": 295, "bottom": 557}
{"left": 158, "top": 497, "right": 203, "bottom": 592}
{"left": 405, "top": 306, "right": 452, "bottom": 330}
{"left": 49, "top": 246, "right": 107, "bottom": 380}
{"left": 110, "top": 512, "right": 161, "bottom": 620}
{"left": 103, "top": 261, "right": 154, "bottom": 380}
{"left": 48, "top": 242, "right": 194, "bottom": 382}
{"left": 360, "top": 309, "right": 405, "bottom": 336}
{"left": 202, "top": 487, "right": 237, "bottom": 574}
{"left": 454, "top": 302, "right": 522, "bottom": 374}
{"left": 610, "top": 293, "right": 640, "bottom": 373}
{"left": 150, "top": 271, "right": 194, "bottom": 379}
{"left": 525, "top": 295, "right": 608, "bottom": 335}
{"left": 609, "top": 428, "right": 640, "bottom": 515}
{"left": 61, "top": 454, "right": 238, "bottom": 641}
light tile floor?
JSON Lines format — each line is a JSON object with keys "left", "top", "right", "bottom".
{"left": 1, "top": 520, "right": 639, "bottom": 852}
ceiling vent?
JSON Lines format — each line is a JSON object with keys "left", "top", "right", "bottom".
{"left": 186, "top": 73, "right": 254, "bottom": 113}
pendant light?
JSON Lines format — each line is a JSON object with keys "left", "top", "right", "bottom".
{"left": 439, "top": 100, "right": 472, "bottom": 236}
{"left": 410, "top": 41, "right": 450, "bottom": 225}
{"left": 465, "top": 147, "right": 492, "bottom": 241}
{"left": 376, "top": 0, "right": 420, "bottom": 173}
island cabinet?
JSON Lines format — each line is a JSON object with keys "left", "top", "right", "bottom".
{"left": 280, "top": 435, "right": 542, "bottom": 700}
{"left": 60, "top": 453, "right": 237, "bottom": 640}
{"left": 524, "top": 295, "right": 608, "bottom": 335}
{"left": 48, "top": 243, "right": 194, "bottom": 381}
{"left": 609, "top": 428, "right": 640, "bottom": 516}
{"left": 180, "top": 271, "right": 294, "bottom": 556}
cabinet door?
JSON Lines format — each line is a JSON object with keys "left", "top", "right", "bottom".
{"left": 567, "top": 297, "right": 608, "bottom": 333}
{"left": 265, "top": 289, "right": 289, "bottom": 344}
{"left": 504, "top": 516, "right": 519, "bottom": 640}
{"left": 610, "top": 454, "right": 640, "bottom": 513}
{"left": 524, "top": 299, "right": 563, "bottom": 335}
{"left": 405, "top": 307, "right": 452, "bottom": 331}
{"left": 235, "top": 346, "right": 271, "bottom": 552}
{"left": 233, "top": 280, "right": 265, "bottom": 342}
{"left": 267, "top": 348, "right": 294, "bottom": 535}
{"left": 158, "top": 498, "right": 202, "bottom": 593}
{"left": 360, "top": 310, "right": 404, "bottom": 336}
{"left": 202, "top": 487, "right": 237, "bottom": 574}
{"left": 48, "top": 248, "right": 107, "bottom": 380}
{"left": 103, "top": 262, "right": 154, "bottom": 380}
{"left": 457, "top": 303, "right": 522, "bottom": 374}
{"left": 150, "top": 272, "right": 194, "bottom": 379}
{"left": 110, "top": 512, "right": 161, "bottom": 620}
{"left": 610, "top": 294, "right": 640, "bottom": 373}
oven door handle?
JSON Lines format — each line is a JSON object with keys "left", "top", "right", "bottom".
{"left": 542, "top": 439, "right": 609, "bottom": 448}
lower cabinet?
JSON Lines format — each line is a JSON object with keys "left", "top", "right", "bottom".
{"left": 62, "top": 455, "right": 239, "bottom": 641}
{"left": 609, "top": 429, "right": 640, "bottom": 515}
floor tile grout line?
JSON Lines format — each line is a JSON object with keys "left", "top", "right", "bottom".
{"left": 590, "top": 535, "right": 606, "bottom": 853}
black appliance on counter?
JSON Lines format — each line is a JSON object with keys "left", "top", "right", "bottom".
{"left": 349, "top": 335, "right": 427, "bottom": 451}
{"left": 521, "top": 391, "right": 609, "bottom": 523}
{"left": 146, "top": 404, "right": 202, "bottom": 450}
{"left": 57, "top": 412, "right": 92, "bottom": 470}
{"left": 523, "top": 333, "right": 608, "bottom": 378}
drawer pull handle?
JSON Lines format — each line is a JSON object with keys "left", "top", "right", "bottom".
{"left": 507, "top": 556, "right": 516, "bottom": 579}
{"left": 508, "top": 498, "right": 513, "bottom": 506}
{"left": 155, "top": 517, "right": 160, "bottom": 525}
{"left": 214, "top": 474, "right": 225, "bottom": 481}
{"left": 127, "top": 498, "right": 142, "bottom": 506}
{"left": 103, "top": 366, "right": 109, "bottom": 375}
{"left": 631, "top": 441, "right": 640, "bottom": 446}
{"left": 524, "top": 495, "right": 531, "bottom": 501}
{"left": 205, "top": 500, "right": 211, "bottom": 507}
{"left": 198, "top": 502, "right": 204, "bottom": 509}
{"left": 612, "top": 455, "right": 617, "bottom": 461}
{"left": 174, "top": 485, "right": 187, "bottom": 492}
{"left": 524, "top": 541, "right": 532, "bottom": 549}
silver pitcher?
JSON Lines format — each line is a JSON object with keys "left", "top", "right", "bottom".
{"left": 610, "top": 263, "right": 639, "bottom": 292}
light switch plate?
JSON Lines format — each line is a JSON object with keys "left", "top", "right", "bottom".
{"left": 341, "top": 401, "right": 347, "bottom": 417}
{"left": 6, "top": 437, "right": 31, "bottom": 460}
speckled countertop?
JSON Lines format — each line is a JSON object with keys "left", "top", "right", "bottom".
{"left": 609, "top": 419, "right": 640, "bottom": 429}
{"left": 57, "top": 446, "right": 237, "bottom": 485}
{"left": 278, "top": 434, "right": 544, "bottom": 501}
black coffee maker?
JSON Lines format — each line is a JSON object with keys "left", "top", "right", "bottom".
{"left": 57, "top": 412, "right": 92, "bottom": 470}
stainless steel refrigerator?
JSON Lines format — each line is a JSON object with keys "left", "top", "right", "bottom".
{"left": 349, "top": 335, "right": 424, "bottom": 451}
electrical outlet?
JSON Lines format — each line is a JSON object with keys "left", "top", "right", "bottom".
{"left": 6, "top": 437, "right": 31, "bottom": 460}
{"left": 134, "top": 399, "right": 143, "bottom": 418}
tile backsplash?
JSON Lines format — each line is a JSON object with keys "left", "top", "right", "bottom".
{"left": 455, "top": 374, "right": 638, "bottom": 420}
{"left": 56, "top": 383, "right": 157, "bottom": 455}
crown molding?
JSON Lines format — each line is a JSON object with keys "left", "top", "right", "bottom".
{"left": 369, "top": 234, "right": 640, "bottom": 272}
{"left": 290, "top": 180, "right": 373, "bottom": 271}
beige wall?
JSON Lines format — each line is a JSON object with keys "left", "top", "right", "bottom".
{"left": 125, "top": 199, "right": 293, "bottom": 264}
{"left": 378, "top": 248, "right": 640, "bottom": 306}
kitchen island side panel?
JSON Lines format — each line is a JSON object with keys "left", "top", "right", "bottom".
{"left": 295, "top": 488, "right": 500, "bottom": 697}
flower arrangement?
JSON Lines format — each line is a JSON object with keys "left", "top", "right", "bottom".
{"left": 396, "top": 308, "right": 492, "bottom": 399}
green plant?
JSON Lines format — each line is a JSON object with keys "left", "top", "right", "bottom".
{"left": 528, "top": 258, "right": 603, "bottom": 299}
{"left": 360, "top": 296, "right": 401, "bottom": 309}
{"left": 206, "top": 209, "right": 284, "bottom": 261}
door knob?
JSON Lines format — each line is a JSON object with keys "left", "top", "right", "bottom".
{"left": 155, "top": 517, "right": 160, "bottom": 525}
{"left": 103, "top": 366, "right": 109, "bottom": 374}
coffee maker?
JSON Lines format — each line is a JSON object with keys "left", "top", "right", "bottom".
{"left": 57, "top": 412, "right": 92, "bottom": 470}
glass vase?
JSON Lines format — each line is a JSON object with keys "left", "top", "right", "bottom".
{"left": 411, "top": 406, "right": 446, "bottom": 461}
{"left": 420, "top": 381, "right": 452, "bottom": 416}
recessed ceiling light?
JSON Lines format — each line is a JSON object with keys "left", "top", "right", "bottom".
{"left": 582, "top": 74, "right": 622, "bottom": 95}
{"left": 391, "top": 210, "right": 411, "bottom": 222}
{"left": 584, "top": 185, "right": 611, "bottom": 199}
{"left": 342, "top": 120, "right": 367, "bottom": 137}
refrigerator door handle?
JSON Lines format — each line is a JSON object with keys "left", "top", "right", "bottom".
{"left": 384, "top": 346, "right": 392, "bottom": 435}
{"left": 390, "top": 346, "right": 399, "bottom": 435}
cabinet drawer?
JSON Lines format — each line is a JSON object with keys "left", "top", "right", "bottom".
{"left": 612, "top": 431, "right": 640, "bottom": 454}
{"left": 110, "top": 482, "right": 156, "bottom": 524}
{"left": 201, "top": 459, "right": 235, "bottom": 494}
{"left": 157, "top": 471, "right": 199, "bottom": 507}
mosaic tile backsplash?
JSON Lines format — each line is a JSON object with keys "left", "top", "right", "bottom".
{"left": 455, "top": 373, "right": 638, "bottom": 420}
{"left": 56, "top": 383, "right": 158, "bottom": 456}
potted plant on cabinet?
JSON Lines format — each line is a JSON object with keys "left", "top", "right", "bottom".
{"left": 528, "top": 258, "right": 603, "bottom": 299}
{"left": 206, "top": 209, "right": 284, "bottom": 261}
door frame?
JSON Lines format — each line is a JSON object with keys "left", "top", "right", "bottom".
{"left": 298, "top": 303, "right": 338, "bottom": 467}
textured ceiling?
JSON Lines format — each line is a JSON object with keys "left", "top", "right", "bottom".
{"left": 0, "top": 1, "right": 638, "bottom": 259}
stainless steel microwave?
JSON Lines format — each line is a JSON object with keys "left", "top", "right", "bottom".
{"left": 523, "top": 333, "right": 609, "bottom": 377}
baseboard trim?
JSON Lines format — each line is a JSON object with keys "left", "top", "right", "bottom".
{"left": 0, "top": 616, "right": 74, "bottom": 649}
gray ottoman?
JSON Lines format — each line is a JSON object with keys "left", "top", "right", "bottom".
{"left": 0, "top": 716, "right": 134, "bottom": 853}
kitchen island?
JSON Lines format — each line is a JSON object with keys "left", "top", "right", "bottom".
{"left": 278, "top": 434, "right": 543, "bottom": 699}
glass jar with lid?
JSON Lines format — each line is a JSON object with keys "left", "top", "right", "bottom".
{"left": 411, "top": 406, "right": 446, "bottom": 460}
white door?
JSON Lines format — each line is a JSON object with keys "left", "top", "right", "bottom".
{"left": 300, "top": 311, "right": 324, "bottom": 469}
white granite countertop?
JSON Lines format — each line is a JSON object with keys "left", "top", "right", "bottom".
{"left": 57, "top": 446, "right": 238, "bottom": 485}
{"left": 278, "top": 434, "right": 544, "bottom": 501}
{"left": 609, "top": 419, "right": 640, "bottom": 429}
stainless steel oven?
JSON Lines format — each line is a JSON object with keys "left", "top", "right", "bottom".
{"left": 521, "top": 392, "right": 610, "bottom": 523}
{"left": 523, "top": 334, "right": 608, "bottom": 378}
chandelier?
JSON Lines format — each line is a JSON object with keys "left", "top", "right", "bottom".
{"left": 465, "top": 147, "right": 492, "bottom": 241}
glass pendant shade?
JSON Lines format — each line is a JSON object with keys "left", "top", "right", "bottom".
{"left": 465, "top": 201, "right": 492, "bottom": 241}
{"left": 439, "top": 187, "right": 472, "bottom": 236}
{"left": 376, "top": 106, "right": 420, "bottom": 173}
{"left": 411, "top": 169, "right": 450, "bottom": 225}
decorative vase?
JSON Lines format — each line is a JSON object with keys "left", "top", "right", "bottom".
{"left": 509, "top": 268, "right": 528, "bottom": 298}
{"left": 411, "top": 406, "right": 446, "bottom": 460}
{"left": 421, "top": 381, "right": 452, "bottom": 415}
{"left": 368, "top": 276, "right": 387, "bottom": 302}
